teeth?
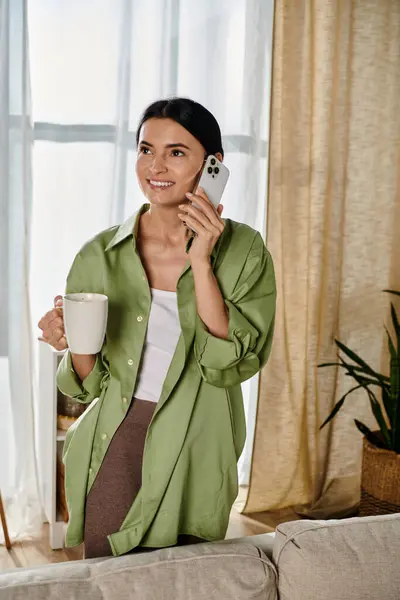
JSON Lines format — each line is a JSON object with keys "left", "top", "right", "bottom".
{"left": 150, "top": 180, "right": 174, "bottom": 187}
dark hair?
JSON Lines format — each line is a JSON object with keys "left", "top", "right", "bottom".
{"left": 136, "top": 97, "right": 224, "bottom": 159}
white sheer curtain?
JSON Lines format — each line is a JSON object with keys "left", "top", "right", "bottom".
{"left": 0, "top": 0, "right": 43, "bottom": 544}
{"left": 2, "top": 0, "right": 273, "bottom": 543}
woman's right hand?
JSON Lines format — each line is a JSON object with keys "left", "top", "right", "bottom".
{"left": 38, "top": 295, "right": 68, "bottom": 351}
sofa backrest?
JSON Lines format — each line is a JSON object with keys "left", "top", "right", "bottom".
{"left": 273, "top": 512, "right": 400, "bottom": 600}
{"left": 0, "top": 541, "right": 277, "bottom": 600}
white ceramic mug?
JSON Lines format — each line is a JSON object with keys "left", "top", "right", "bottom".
{"left": 63, "top": 293, "right": 108, "bottom": 354}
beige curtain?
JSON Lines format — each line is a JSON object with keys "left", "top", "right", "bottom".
{"left": 243, "top": 0, "right": 400, "bottom": 518}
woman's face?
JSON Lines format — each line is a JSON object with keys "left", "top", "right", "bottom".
{"left": 136, "top": 118, "right": 213, "bottom": 207}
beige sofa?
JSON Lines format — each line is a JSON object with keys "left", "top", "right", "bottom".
{"left": 1, "top": 513, "right": 399, "bottom": 600}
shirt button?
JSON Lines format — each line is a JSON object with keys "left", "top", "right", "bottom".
{"left": 137, "top": 315, "right": 143, "bottom": 322}
{"left": 122, "top": 397, "right": 128, "bottom": 404}
{"left": 128, "top": 359, "right": 134, "bottom": 366}
{"left": 89, "top": 467, "right": 93, "bottom": 474}
{"left": 101, "top": 433, "right": 108, "bottom": 441}
{"left": 142, "top": 275, "right": 146, "bottom": 281}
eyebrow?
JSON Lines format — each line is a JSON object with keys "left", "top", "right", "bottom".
{"left": 139, "top": 140, "right": 191, "bottom": 150}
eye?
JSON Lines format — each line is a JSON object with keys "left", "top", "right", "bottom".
{"left": 139, "top": 146, "right": 152, "bottom": 155}
{"left": 171, "top": 149, "right": 185, "bottom": 157}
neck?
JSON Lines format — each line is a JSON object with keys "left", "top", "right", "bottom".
{"left": 142, "top": 203, "right": 188, "bottom": 248}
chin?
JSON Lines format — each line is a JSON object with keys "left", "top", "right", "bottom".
{"left": 145, "top": 190, "right": 185, "bottom": 207}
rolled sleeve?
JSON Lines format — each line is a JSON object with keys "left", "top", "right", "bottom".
{"left": 56, "top": 351, "right": 107, "bottom": 404}
{"left": 56, "top": 248, "right": 109, "bottom": 403}
{"left": 195, "top": 300, "right": 259, "bottom": 370}
{"left": 194, "top": 232, "right": 276, "bottom": 388}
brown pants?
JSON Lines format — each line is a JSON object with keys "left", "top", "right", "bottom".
{"left": 83, "top": 398, "right": 204, "bottom": 559}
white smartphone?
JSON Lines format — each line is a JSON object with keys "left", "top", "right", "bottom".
{"left": 193, "top": 155, "right": 230, "bottom": 209}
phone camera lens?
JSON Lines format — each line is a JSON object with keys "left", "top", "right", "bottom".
{"left": 207, "top": 167, "right": 213, "bottom": 174}
{"left": 210, "top": 158, "right": 216, "bottom": 166}
{"left": 214, "top": 167, "right": 219, "bottom": 174}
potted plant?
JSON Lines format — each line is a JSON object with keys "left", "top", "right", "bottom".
{"left": 319, "top": 290, "right": 400, "bottom": 516}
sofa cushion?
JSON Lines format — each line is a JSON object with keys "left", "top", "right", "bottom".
{"left": 0, "top": 541, "right": 277, "bottom": 600}
{"left": 273, "top": 512, "right": 400, "bottom": 600}
{"left": 221, "top": 531, "right": 275, "bottom": 559}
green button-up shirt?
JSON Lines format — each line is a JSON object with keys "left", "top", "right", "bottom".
{"left": 56, "top": 203, "right": 276, "bottom": 556}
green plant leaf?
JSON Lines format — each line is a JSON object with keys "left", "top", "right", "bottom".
{"left": 354, "top": 419, "right": 387, "bottom": 449}
{"left": 391, "top": 358, "right": 400, "bottom": 453}
{"left": 384, "top": 290, "right": 400, "bottom": 297}
{"left": 318, "top": 359, "right": 390, "bottom": 383}
{"left": 390, "top": 359, "right": 399, "bottom": 402}
{"left": 350, "top": 373, "right": 392, "bottom": 423}
{"left": 342, "top": 366, "right": 392, "bottom": 447}
{"left": 320, "top": 308, "right": 400, "bottom": 451}
{"left": 367, "top": 388, "right": 392, "bottom": 448}
{"left": 334, "top": 339, "right": 389, "bottom": 386}
{"left": 382, "top": 387, "right": 394, "bottom": 427}
{"left": 385, "top": 327, "right": 397, "bottom": 359}
{"left": 390, "top": 303, "right": 400, "bottom": 341}
{"left": 341, "top": 363, "right": 388, "bottom": 387}
{"left": 344, "top": 372, "right": 389, "bottom": 390}
{"left": 320, "top": 385, "right": 363, "bottom": 430}
{"left": 384, "top": 292, "right": 400, "bottom": 453}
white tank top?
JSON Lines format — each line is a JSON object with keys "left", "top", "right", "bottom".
{"left": 133, "top": 288, "right": 181, "bottom": 403}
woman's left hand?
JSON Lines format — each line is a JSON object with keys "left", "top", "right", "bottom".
{"left": 178, "top": 188, "right": 224, "bottom": 264}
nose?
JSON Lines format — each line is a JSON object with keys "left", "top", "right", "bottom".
{"left": 149, "top": 153, "right": 168, "bottom": 174}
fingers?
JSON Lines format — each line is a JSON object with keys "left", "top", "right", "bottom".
{"left": 191, "top": 187, "right": 222, "bottom": 214}
{"left": 179, "top": 203, "right": 213, "bottom": 229}
{"left": 39, "top": 329, "right": 68, "bottom": 351}
{"left": 40, "top": 321, "right": 65, "bottom": 342}
{"left": 38, "top": 331, "right": 68, "bottom": 351}
{"left": 192, "top": 186, "right": 210, "bottom": 203}
{"left": 37, "top": 295, "right": 67, "bottom": 351}
{"left": 178, "top": 213, "right": 208, "bottom": 236}
{"left": 38, "top": 309, "right": 63, "bottom": 332}
{"left": 54, "top": 295, "right": 63, "bottom": 308}
{"left": 51, "top": 334, "right": 68, "bottom": 351}
{"left": 178, "top": 211, "right": 219, "bottom": 238}
{"left": 179, "top": 201, "right": 224, "bottom": 236}
{"left": 185, "top": 189, "right": 224, "bottom": 228}
{"left": 186, "top": 189, "right": 215, "bottom": 215}
{"left": 43, "top": 321, "right": 64, "bottom": 341}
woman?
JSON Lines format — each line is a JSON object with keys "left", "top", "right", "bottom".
{"left": 38, "top": 97, "right": 276, "bottom": 559}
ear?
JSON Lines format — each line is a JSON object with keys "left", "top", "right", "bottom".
{"left": 215, "top": 152, "right": 223, "bottom": 162}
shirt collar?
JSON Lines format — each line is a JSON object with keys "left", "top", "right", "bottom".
{"left": 105, "top": 202, "right": 223, "bottom": 262}
{"left": 105, "top": 203, "right": 149, "bottom": 251}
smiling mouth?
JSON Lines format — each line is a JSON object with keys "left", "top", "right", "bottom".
{"left": 147, "top": 179, "right": 175, "bottom": 189}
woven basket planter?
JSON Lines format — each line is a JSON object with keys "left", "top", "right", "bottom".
{"left": 360, "top": 435, "right": 400, "bottom": 516}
